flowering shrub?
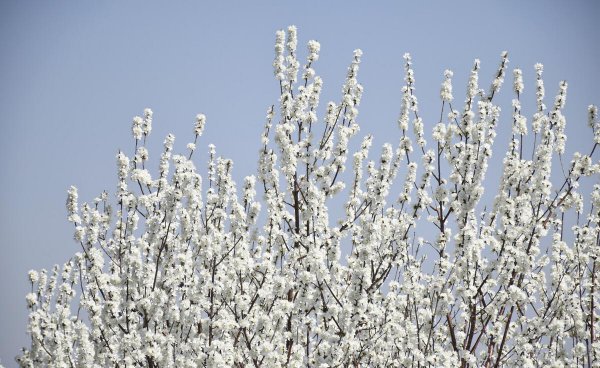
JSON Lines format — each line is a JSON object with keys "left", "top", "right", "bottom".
{"left": 18, "top": 26, "right": 600, "bottom": 367}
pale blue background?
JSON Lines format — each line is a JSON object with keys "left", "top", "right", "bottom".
{"left": 1, "top": 1, "right": 598, "bottom": 365}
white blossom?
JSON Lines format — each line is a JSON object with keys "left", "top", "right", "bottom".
{"left": 440, "top": 69, "right": 453, "bottom": 102}
{"left": 194, "top": 113, "right": 206, "bottom": 137}
{"left": 513, "top": 68, "right": 524, "bottom": 94}
{"left": 17, "top": 26, "right": 600, "bottom": 368}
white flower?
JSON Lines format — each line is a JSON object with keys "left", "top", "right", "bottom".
{"left": 535, "top": 63, "right": 545, "bottom": 112}
{"left": 136, "top": 146, "right": 149, "bottom": 162}
{"left": 66, "top": 185, "right": 78, "bottom": 221}
{"left": 132, "top": 116, "right": 143, "bottom": 140}
{"left": 25, "top": 293, "right": 37, "bottom": 308}
{"left": 513, "top": 68, "right": 524, "bottom": 94}
{"left": 143, "top": 108, "right": 153, "bottom": 135}
{"left": 489, "top": 51, "right": 508, "bottom": 96}
{"left": 27, "top": 270, "right": 38, "bottom": 284}
{"left": 131, "top": 169, "right": 153, "bottom": 186}
{"left": 194, "top": 113, "right": 206, "bottom": 136}
{"left": 273, "top": 30, "right": 286, "bottom": 80}
{"left": 588, "top": 104, "right": 598, "bottom": 128}
{"left": 440, "top": 69, "right": 453, "bottom": 102}
{"left": 307, "top": 40, "right": 320, "bottom": 63}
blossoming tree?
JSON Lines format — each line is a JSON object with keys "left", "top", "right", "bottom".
{"left": 17, "top": 26, "right": 600, "bottom": 367}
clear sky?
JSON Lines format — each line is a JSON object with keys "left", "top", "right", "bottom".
{"left": 1, "top": 1, "right": 598, "bottom": 365}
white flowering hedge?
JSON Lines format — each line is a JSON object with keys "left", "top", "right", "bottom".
{"left": 17, "top": 26, "right": 600, "bottom": 367}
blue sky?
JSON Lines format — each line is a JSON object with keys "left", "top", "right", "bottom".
{"left": 1, "top": 1, "right": 598, "bottom": 365}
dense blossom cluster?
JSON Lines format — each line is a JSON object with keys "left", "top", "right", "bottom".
{"left": 18, "top": 27, "right": 600, "bottom": 367}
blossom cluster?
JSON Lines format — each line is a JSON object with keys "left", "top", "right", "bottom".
{"left": 17, "top": 27, "right": 600, "bottom": 368}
